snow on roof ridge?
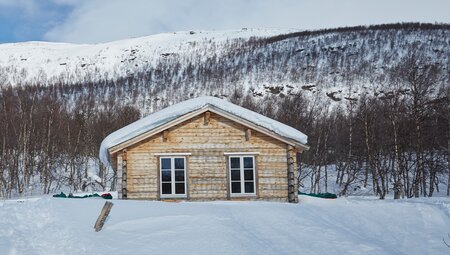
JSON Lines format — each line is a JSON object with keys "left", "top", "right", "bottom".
{"left": 99, "top": 96, "right": 308, "bottom": 166}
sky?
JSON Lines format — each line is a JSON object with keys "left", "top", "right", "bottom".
{"left": 0, "top": 0, "right": 449, "bottom": 44}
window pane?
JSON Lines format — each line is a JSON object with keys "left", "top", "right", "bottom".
{"left": 161, "top": 170, "right": 171, "bottom": 181}
{"left": 231, "top": 182, "right": 241, "bottom": 193}
{"left": 161, "top": 158, "right": 171, "bottom": 169}
{"left": 230, "top": 157, "right": 240, "bottom": 169}
{"left": 175, "top": 158, "right": 184, "bottom": 169}
{"left": 244, "top": 182, "right": 254, "bottom": 193}
{"left": 231, "top": 170, "right": 240, "bottom": 181}
{"left": 162, "top": 183, "right": 171, "bottom": 194}
{"left": 175, "top": 183, "right": 185, "bottom": 194}
{"left": 244, "top": 170, "right": 254, "bottom": 180}
{"left": 175, "top": 170, "right": 185, "bottom": 181}
{"left": 243, "top": 157, "right": 253, "bottom": 168}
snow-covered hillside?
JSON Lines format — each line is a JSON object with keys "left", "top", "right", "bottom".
{"left": 0, "top": 29, "right": 293, "bottom": 85}
{"left": 0, "top": 24, "right": 448, "bottom": 111}
{"left": 1, "top": 196, "right": 449, "bottom": 255}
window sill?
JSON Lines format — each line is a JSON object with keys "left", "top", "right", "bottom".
{"left": 230, "top": 194, "right": 257, "bottom": 198}
{"left": 160, "top": 195, "right": 188, "bottom": 199}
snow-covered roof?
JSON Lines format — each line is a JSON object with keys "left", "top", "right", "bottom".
{"left": 99, "top": 96, "right": 308, "bottom": 166}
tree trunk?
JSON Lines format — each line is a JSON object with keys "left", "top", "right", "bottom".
{"left": 447, "top": 117, "right": 450, "bottom": 196}
{"left": 364, "top": 113, "right": 383, "bottom": 198}
{"left": 391, "top": 116, "right": 403, "bottom": 199}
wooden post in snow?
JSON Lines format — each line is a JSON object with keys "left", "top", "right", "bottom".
{"left": 94, "top": 201, "right": 114, "bottom": 232}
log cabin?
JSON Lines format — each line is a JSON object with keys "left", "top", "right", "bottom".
{"left": 99, "top": 96, "right": 309, "bottom": 202}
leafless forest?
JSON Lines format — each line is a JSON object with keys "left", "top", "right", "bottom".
{"left": 0, "top": 23, "right": 448, "bottom": 198}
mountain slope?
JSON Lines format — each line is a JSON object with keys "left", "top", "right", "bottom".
{"left": 0, "top": 23, "right": 448, "bottom": 112}
{"left": 0, "top": 29, "right": 294, "bottom": 85}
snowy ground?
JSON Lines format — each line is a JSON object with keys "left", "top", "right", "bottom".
{"left": 1, "top": 195, "right": 449, "bottom": 255}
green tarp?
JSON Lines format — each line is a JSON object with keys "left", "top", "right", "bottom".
{"left": 53, "top": 192, "right": 112, "bottom": 199}
{"left": 298, "top": 191, "right": 337, "bottom": 199}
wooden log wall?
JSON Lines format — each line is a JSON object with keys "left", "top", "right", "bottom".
{"left": 115, "top": 112, "right": 297, "bottom": 202}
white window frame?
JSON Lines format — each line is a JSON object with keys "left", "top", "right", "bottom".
{"left": 229, "top": 155, "right": 256, "bottom": 197}
{"left": 160, "top": 156, "right": 187, "bottom": 198}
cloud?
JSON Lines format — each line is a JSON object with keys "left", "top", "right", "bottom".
{"left": 0, "top": 0, "right": 80, "bottom": 23}
{"left": 0, "top": 0, "right": 79, "bottom": 42}
{"left": 0, "top": 0, "right": 39, "bottom": 16}
{"left": 43, "top": 0, "right": 450, "bottom": 43}
{"left": 49, "top": 0, "right": 82, "bottom": 5}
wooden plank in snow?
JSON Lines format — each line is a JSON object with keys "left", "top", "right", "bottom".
{"left": 94, "top": 201, "right": 114, "bottom": 232}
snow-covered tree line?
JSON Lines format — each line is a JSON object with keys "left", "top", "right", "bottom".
{"left": 0, "top": 23, "right": 448, "bottom": 198}
{"left": 287, "top": 55, "right": 449, "bottom": 199}
{"left": 0, "top": 86, "right": 140, "bottom": 197}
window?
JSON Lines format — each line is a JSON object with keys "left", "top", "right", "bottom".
{"left": 160, "top": 157, "right": 186, "bottom": 198}
{"left": 229, "top": 156, "right": 256, "bottom": 196}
